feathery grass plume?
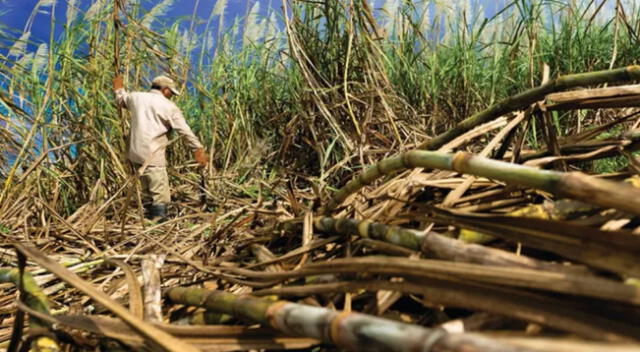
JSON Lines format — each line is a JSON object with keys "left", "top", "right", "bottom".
{"left": 66, "top": 0, "right": 78, "bottom": 26}
{"left": 198, "top": 1, "right": 221, "bottom": 68}
{"left": 213, "top": 0, "right": 228, "bottom": 16}
{"left": 37, "top": 0, "right": 56, "bottom": 7}
{"left": 8, "top": 31, "right": 31, "bottom": 58}
{"left": 23, "top": 0, "right": 54, "bottom": 31}
{"left": 141, "top": 0, "right": 175, "bottom": 28}
{"left": 382, "top": 0, "right": 400, "bottom": 37}
{"left": 438, "top": 0, "right": 454, "bottom": 43}
{"left": 176, "top": 29, "right": 194, "bottom": 55}
{"left": 227, "top": 16, "right": 241, "bottom": 50}
{"left": 205, "top": 32, "right": 214, "bottom": 53}
{"left": 452, "top": 0, "right": 470, "bottom": 40}
{"left": 257, "top": 18, "right": 268, "bottom": 42}
{"left": 472, "top": 2, "right": 485, "bottom": 32}
{"left": 264, "top": 11, "right": 280, "bottom": 46}
{"left": 32, "top": 43, "right": 48, "bottom": 74}
{"left": 418, "top": 1, "right": 431, "bottom": 34}
{"left": 85, "top": 0, "right": 105, "bottom": 21}
{"left": 243, "top": 1, "right": 262, "bottom": 47}
{"left": 15, "top": 53, "right": 34, "bottom": 71}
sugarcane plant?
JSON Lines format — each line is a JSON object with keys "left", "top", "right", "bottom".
{"left": 323, "top": 150, "right": 640, "bottom": 215}
{"left": 164, "top": 286, "right": 533, "bottom": 352}
{"left": 1, "top": 0, "right": 640, "bottom": 351}
{"left": 313, "top": 216, "right": 589, "bottom": 272}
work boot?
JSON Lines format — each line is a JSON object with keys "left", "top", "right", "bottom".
{"left": 146, "top": 203, "right": 167, "bottom": 222}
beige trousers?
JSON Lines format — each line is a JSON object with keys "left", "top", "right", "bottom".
{"left": 136, "top": 165, "right": 171, "bottom": 205}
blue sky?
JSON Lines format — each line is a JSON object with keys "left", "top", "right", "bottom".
{"left": 4, "top": 0, "right": 601, "bottom": 59}
{"left": 0, "top": 0, "right": 264, "bottom": 44}
{"left": 0, "top": 1, "right": 620, "bottom": 47}
{"left": 0, "top": 1, "right": 505, "bottom": 45}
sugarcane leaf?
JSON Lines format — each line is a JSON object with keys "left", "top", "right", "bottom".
{"left": 13, "top": 244, "right": 202, "bottom": 352}
{"left": 103, "top": 259, "right": 144, "bottom": 319}
{"left": 424, "top": 207, "right": 640, "bottom": 276}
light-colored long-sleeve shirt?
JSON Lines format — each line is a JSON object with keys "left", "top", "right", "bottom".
{"left": 115, "top": 88, "right": 203, "bottom": 166}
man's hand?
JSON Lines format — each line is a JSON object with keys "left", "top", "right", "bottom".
{"left": 194, "top": 148, "right": 208, "bottom": 167}
{"left": 113, "top": 75, "right": 124, "bottom": 91}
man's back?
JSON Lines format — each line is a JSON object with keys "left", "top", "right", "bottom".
{"left": 116, "top": 89, "right": 203, "bottom": 166}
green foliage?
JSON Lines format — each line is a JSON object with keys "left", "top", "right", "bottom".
{"left": 592, "top": 155, "right": 628, "bottom": 174}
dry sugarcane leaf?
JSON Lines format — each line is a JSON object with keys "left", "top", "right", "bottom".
{"left": 13, "top": 244, "right": 202, "bottom": 352}
{"left": 425, "top": 207, "right": 640, "bottom": 277}
{"left": 547, "top": 95, "right": 640, "bottom": 110}
{"left": 293, "top": 211, "right": 314, "bottom": 270}
{"left": 489, "top": 335, "right": 640, "bottom": 352}
{"left": 302, "top": 256, "right": 640, "bottom": 306}
{"left": 443, "top": 110, "right": 529, "bottom": 206}
{"left": 523, "top": 145, "right": 619, "bottom": 167}
{"left": 438, "top": 117, "right": 509, "bottom": 152}
{"left": 245, "top": 236, "right": 339, "bottom": 269}
{"left": 20, "top": 302, "right": 320, "bottom": 352}
{"left": 540, "top": 110, "right": 566, "bottom": 171}
{"left": 17, "top": 303, "right": 146, "bottom": 348}
{"left": 8, "top": 255, "right": 27, "bottom": 352}
{"left": 356, "top": 238, "right": 418, "bottom": 257}
{"left": 251, "top": 279, "right": 640, "bottom": 341}
{"left": 560, "top": 110, "right": 640, "bottom": 145}
{"left": 438, "top": 312, "right": 516, "bottom": 333}
{"left": 439, "top": 205, "right": 638, "bottom": 250}
{"left": 315, "top": 216, "right": 587, "bottom": 274}
{"left": 103, "top": 258, "right": 144, "bottom": 319}
{"left": 250, "top": 244, "right": 284, "bottom": 273}
{"left": 545, "top": 84, "right": 640, "bottom": 104}
{"left": 518, "top": 133, "right": 640, "bottom": 163}
{"left": 141, "top": 254, "right": 166, "bottom": 322}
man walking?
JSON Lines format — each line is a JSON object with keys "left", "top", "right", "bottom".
{"left": 113, "top": 75, "right": 207, "bottom": 220}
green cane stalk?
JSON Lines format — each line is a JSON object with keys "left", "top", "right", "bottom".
{"left": 323, "top": 150, "right": 640, "bottom": 216}
{"left": 164, "top": 287, "right": 532, "bottom": 352}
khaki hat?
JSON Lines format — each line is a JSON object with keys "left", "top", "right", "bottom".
{"left": 152, "top": 75, "right": 181, "bottom": 96}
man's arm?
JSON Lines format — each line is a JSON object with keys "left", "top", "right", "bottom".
{"left": 170, "top": 108, "right": 208, "bottom": 166}
{"left": 113, "top": 75, "right": 129, "bottom": 108}
{"left": 169, "top": 108, "right": 204, "bottom": 149}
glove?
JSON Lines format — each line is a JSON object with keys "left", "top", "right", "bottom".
{"left": 194, "top": 148, "right": 208, "bottom": 167}
{"left": 113, "top": 75, "right": 124, "bottom": 90}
